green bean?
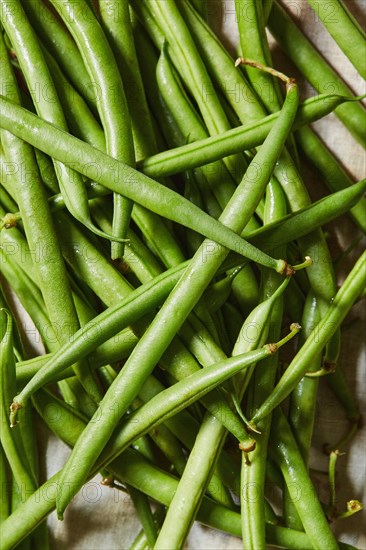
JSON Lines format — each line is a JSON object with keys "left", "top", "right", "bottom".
{"left": 154, "top": 413, "right": 229, "bottom": 549}
{"left": 178, "top": 0, "right": 304, "bottom": 206}
{"left": 326, "top": 367, "right": 360, "bottom": 425}
{"left": 133, "top": 406, "right": 187, "bottom": 477}
{"left": 155, "top": 46, "right": 259, "bottom": 314}
{"left": 96, "top": 0, "right": 139, "bottom": 258}
{"left": 20, "top": 0, "right": 98, "bottom": 113}
{"left": 112, "top": 20, "right": 186, "bottom": 269}
{"left": 0, "top": 252, "right": 53, "bottom": 345}
{"left": 251, "top": 250, "right": 366, "bottom": 425}
{"left": 127, "top": 485, "right": 158, "bottom": 548}
{"left": 268, "top": 1, "right": 366, "bottom": 147}
{"left": 236, "top": 1, "right": 282, "bottom": 114}
{"left": 284, "top": 291, "right": 322, "bottom": 530}
{"left": 9, "top": 260, "right": 190, "bottom": 409}
{"left": 128, "top": 67, "right": 301, "bottom": 548}
{"left": 141, "top": 1, "right": 236, "bottom": 138}
{"left": 0, "top": 184, "right": 18, "bottom": 214}
{"left": 245, "top": 178, "right": 366, "bottom": 249}
{"left": 262, "top": 0, "right": 273, "bottom": 24}
{"left": 125, "top": 373, "right": 241, "bottom": 497}
{"left": 11, "top": 256, "right": 252, "bottom": 480}
{"left": 50, "top": 0, "right": 135, "bottom": 257}
{"left": 9, "top": 243, "right": 247, "bottom": 449}
{"left": 240, "top": 178, "right": 287, "bottom": 550}
{"left": 129, "top": 507, "right": 165, "bottom": 550}
{"left": 156, "top": 45, "right": 238, "bottom": 209}
{"left": 4, "top": 173, "right": 365, "bottom": 317}
{"left": 270, "top": 408, "right": 339, "bottom": 550}
{"left": 137, "top": 2, "right": 246, "bottom": 178}
{"left": 36, "top": 3, "right": 184, "bottom": 268}
{"left": 170, "top": 0, "right": 355, "bottom": 308}
{"left": 307, "top": 0, "right": 366, "bottom": 79}
{"left": 0, "top": 97, "right": 289, "bottom": 273}
{"left": 33, "top": 149, "right": 59, "bottom": 193}
{"left": 235, "top": 0, "right": 339, "bottom": 338}
{"left": 139, "top": 92, "right": 364, "bottom": 178}
{"left": 43, "top": 49, "right": 105, "bottom": 150}
{"left": 99, "top": 4, "right": 156, "bottom": 162}
{"left": 232, "top": 273, "right": 292, "bottom": 399}
{"left": 79, "top": 329, "right": 296, "bottom": 526}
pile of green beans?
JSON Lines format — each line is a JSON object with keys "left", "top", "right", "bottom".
{"left": 0, "top": 1, "right": 365, "bottom": 549}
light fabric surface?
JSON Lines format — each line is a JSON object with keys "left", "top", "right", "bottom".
{"left": 11, "top": 1, "right": 365, "bottom": 548}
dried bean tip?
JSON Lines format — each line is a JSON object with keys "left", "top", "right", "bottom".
{"left": 347, "top": 500, "right": 362, "bottom": 513}
{"left": 9, "top": 400, "right": 22, "bottom": 427}
{"left": 3, "top": 213, "right": 18, "bottom": 229}
{"left": 323, "top": 361, "right": 337, "bottom": 373}
{"left": 267, "top": 343, "right": 278, "bottom": 354}
{"left": 239, "top": 439, "right": 256, "bottom": 453}
{"left": 276, "top": 259, "right": 294, "bottom": 276}
{"left": 101, "top": 475, "right": 115, "bottom": 487}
